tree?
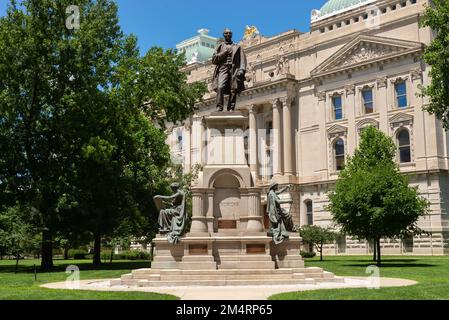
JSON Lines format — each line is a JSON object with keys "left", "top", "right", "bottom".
{"left": 0, "top": 0, "right": 207, "bottom": 269}
{"left": 300, "top": 225, "right": 337, "bottom": 261}
{"left": 328, "top": 126, "right": 429, "bottom": 266}
{"left": 0, "top": 0, "right": 134, "bottom": 270}
{"left": 420, "top": 0, "right": 449, "bottom": 129}
{"left": 0, "top": 206, "right": 41, "bottom": 272}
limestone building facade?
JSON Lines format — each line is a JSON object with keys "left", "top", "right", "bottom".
{"left": 167, "top": 0, "right": 449, "bottom": 255}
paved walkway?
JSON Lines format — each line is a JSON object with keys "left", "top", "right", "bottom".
{"left": 42, "top": 277, "right": 417, "bottom": 300}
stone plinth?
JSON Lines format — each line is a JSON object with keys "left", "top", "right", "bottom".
{"left": 114, "top": 112, "right": 343, "bottom": 287}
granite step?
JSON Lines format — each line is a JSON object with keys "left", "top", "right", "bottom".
{"left": 135, "top": 279, "right": 312, "bottom": 287}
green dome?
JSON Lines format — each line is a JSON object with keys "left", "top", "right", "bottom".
{"left": 319, "top": 0, "right": 374, "bottom": 17}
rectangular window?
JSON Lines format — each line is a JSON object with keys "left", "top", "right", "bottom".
{"left": 332, "top": 95, "right": 343, "bottom": 120}
{"left": 362, "top": 88, "right": 374, "bottom": 114}
{"left": 395, "top": 81, "right": 408, "bottom": 108}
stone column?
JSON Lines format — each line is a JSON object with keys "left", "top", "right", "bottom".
{"left": 184, "top": 120, "right": 192, "bottom": 174}
{"left": 281, "top": 97, "right": 294, "bottom": 176}
{"left": 190, "top": 189, "right": 208, "bottom": 234}
{"left": 272, "top": 99, "right": 283, "bottom": 177}
{"left": 317, "top": 91, "right": 328, "bottom": 177}
{"left": 200, "top": 117, "right": 207, "bottom": 166}
{"left": 206, "top": 190, "right": 215, "bottom": 233}
{"left": 246, "top": 188, "right": 264, "bottom": 232}
{"left": 345, "top": 85, "right": 356, "bottom": 155}
{"left": 377, "top": 77, "right": 388, "bottom": 132}
{"left": 411, "top": 69, "right": 426, "bottom": 170}
{"left": 248, "top": 105, "right": 259, "bottom": 183}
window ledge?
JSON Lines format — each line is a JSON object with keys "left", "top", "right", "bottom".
{"left": 388, "top": 106, "right": 414, "bottom": 112}
{"left": 399, "top": 162, "right": 416, "bottom": 169}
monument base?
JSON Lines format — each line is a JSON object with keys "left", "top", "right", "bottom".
{"left": 112, "top": 234, "right": 344, "bottom": 287}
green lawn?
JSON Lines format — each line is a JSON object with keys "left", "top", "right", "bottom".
{"left": 0, "top": 259, "right": 178, "bottom": 300}
{"left": 3, "top": 256, "right": 448, "bottom": 300}
{"left": 270, "top": 256, "right": 449, "bottom": 300}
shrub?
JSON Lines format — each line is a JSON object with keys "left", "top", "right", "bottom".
{"left": 69, "top": 249, "right": 89, "bottom": 260}
{"left": 300, "top": 251, "right": 317, "bottom": 259}
{"left": 114, "top": 250, "right": 150, "bottom": 261}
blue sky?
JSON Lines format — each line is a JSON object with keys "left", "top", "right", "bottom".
{"left": 0, "top": 0, "right": 329, "bottom": 53}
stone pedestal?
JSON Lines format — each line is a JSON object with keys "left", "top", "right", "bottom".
{"left": 113, "top": 112, "right": 343, "bottom": 287}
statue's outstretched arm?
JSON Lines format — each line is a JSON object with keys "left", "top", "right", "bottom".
{"left": 155, "top": 194, "right": 177, "bottom": 201}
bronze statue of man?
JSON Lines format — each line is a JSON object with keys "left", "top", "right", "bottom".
{"left": 153, "top": 183, "right": 187, "bottom": 244}
{"left": 267, "top": 183, "right": 298, "bottom": 245}
{"left": 212, "top": 28, "right": 247, "bottom": 112}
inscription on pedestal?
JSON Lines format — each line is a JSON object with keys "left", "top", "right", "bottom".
{"left": 189, "top": 244, "right": 208, "bottom": 255}
{"left": 218, "top": 220, "right": 237, "bottom": 229}
{"left": 246, "top": 244, "right": 266, "bottom": 254}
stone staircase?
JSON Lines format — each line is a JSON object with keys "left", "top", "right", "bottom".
{"left": 111, "top": 266, "right": 345, "bottom": 287}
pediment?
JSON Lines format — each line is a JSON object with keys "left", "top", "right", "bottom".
{"left": 389, "top": 112, "right": 414, "bottom": 124}
{"left": 327, "top": 124, "right": 348, "bottom": 135}
{"left": 311, "top": 34, "right": 424, "bottom": 78}
{"left": 357, "top": 118, "right": 379, "bottom": 129}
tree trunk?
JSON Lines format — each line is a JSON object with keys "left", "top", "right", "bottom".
{"left": 41, "top": 230, "right": 54, "bottom": 270}
{"left": 110, "top": 248, "right": 114, "bottom": 264}
{"left": 376, "top": 238, "right": 382, "bottom": 267}
{"left": 320, "top": 243, "right": 324, "bottom": 261}
{"left": 64, "top": 246, "right": 69, "bottom": 261}
{"left": 372, "top": 240, "right": 377, "bottom": 262}
{"left": 15, "top": 255, "right": 19, "bottom": 274}
{"left": 93, "top": 233, "right": 101, "bottom": 266}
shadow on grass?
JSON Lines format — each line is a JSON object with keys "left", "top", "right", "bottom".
{"left": 0, "top": 260, "right": 151, "bottom": 274}
{"left": 342, "top": 263, "right": 436, "bottom": 268}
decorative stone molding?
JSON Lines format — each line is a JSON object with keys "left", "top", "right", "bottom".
{"left": 411, "top": 68, "right": 422, "bottom": 81}
{"left": 248, "top": 104, "right": 258, "bottom": 114}
{"left": 310, "top": 34, "right": 424, "bottom": 79}
{"left": 376, "top": 77, "right": 387, "bottom": 88}
{"left": 389, "top": 112, "right": 414, "bottom": 131}
{"left": 184, "top": 118, "right": 193, "bottom": 131}
{"left": 345, "top": 84, "right": 355, "bottom": 96}
{"left": 356, "top": 118, "right": 379, "bottom": 136}
{"left": 389, "top": 76, "right": 410, "bottom": 85}
{"left": 317, "top": 91, "right": 327, "bottom": 101}
{"left": 279, "top": 96, "right": 295, "bottom": 107}
{"left": 327, "top": 124, "right": 348, "bottom": 140}
{"left": 341, "top": 46, "right": 387, "bottom": 67}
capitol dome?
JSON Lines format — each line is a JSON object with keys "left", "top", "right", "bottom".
{"left": 312, "top": 0, "right": 377, "bottom": 22}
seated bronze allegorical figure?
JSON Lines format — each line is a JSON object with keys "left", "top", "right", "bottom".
{"left": 153, "top": 183, "right": 187, "bottom": 244}
{"left": 267, "top": 182, "right": 299, "bottom": 245}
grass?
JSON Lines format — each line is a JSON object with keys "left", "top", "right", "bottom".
{"left": 270, "top": 256, "right": 449, "bottom": 300}
{"left": 3, "top": 256, "right": 448, "bottom": 300}
{"left": 0, "top": 259, "right": 179, "bottom": 300}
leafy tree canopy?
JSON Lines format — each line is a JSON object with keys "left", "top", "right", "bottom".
{"left": 328, "top": 126, "right": 429, "bottom": 265}
{"left": 420, "top": 0, "right": 449, "bottom": 129}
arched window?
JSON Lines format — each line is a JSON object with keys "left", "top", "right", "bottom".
{"left": 305, "top": 201, "right": 314, "bottom": 226}
{"left": 398, "top": 129, "right": 411, "bottom": 163}
{"left": 334, "top": 139, "right": 345, "bottom": 171}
